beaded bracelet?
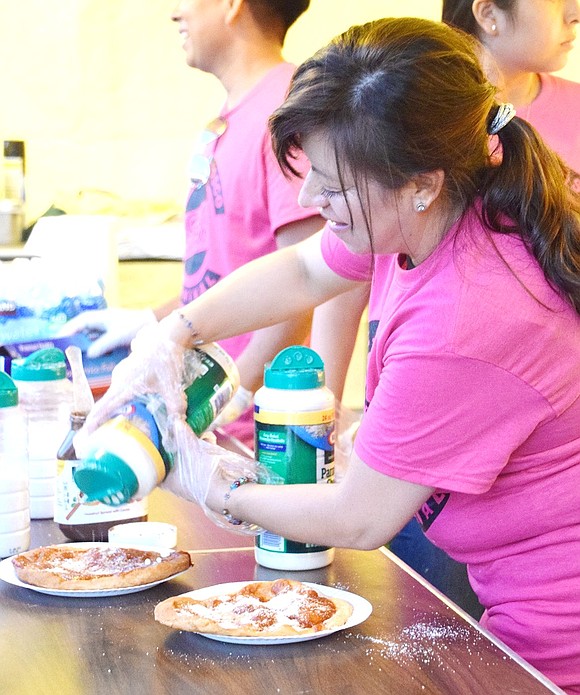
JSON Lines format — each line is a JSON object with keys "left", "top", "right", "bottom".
{"left": 175, "top": 311, "right": 204, "bottom": 346}
{"left": 222, "top": 476, "right": 253, "bottom": 526}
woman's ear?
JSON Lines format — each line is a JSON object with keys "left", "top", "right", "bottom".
{"left": 472, "top": 0, "right": 498, "bottom": 37}
{"left": 410, "top": 170, "right": 446, "bottom": 213}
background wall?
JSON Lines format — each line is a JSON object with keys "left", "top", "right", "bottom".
{"left": 0, "top": 0, "right": 578, "bottom": 223}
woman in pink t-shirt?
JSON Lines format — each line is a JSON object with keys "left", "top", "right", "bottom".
{"left": 87, "top": 18, "right": 580, "bottom": 693}
{"left": 443, "top": 0, "right": 580, "bottom": 188}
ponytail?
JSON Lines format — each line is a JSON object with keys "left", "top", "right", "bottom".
{"left": 478, "top": 116, "right": 580, "bottom": 314}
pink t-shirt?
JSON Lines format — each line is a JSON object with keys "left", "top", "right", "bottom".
{"left": 181, "top": 63, "right": 314, "bottom": 447}
{"left": 526, "top": 73, "right": 580, "bottom": 191}
{"left": 321, "top": 212, "right": 580, "bottom": 693}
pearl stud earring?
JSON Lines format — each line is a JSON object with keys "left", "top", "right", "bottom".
{"left": 416, "top": 202, "right": 426, "bottom": 212}
{"left": 491, "top": 23, "right": 497, "bottom": 32}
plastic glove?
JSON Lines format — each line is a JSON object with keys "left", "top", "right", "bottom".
{"left": 83, "top": 322, "right": 188, "bottom": 434}
{"left": 209, "top": 385, "right": 253, "bottom": 429}
{"left": 59, "top": 308, "right": 157, "bottom": 358}
{"left": 159, "top": 417, "right": 279, "bottom": 535}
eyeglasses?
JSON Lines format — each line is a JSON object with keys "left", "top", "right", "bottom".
{"left": 188, "top": 116, "right": 227, "bottom": 189}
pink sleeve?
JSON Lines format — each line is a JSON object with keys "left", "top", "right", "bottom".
{"left": 355, "top": 351, "right": 552, "bottom": 494}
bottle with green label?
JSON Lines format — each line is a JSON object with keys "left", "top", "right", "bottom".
{"left": 73, "top": 342, "right": 239, "bottom": 506}
{"left": 254, "top": 346, "right": 335, "bottom": 570}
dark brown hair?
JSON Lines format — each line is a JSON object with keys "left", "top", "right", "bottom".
{"left": 270, "top": 17, "right": 580, "bottom": 313}
{"left": 442, "top": 0, "right": 517, "bottom": 37}
{"left": 246, "top": 0, "right": 309, "bottom": 42}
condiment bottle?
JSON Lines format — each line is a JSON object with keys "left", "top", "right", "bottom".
{"left": 0, "top": 372, "right": 30, "bottom": 557}
{"left": 73, "top": 342, "right": 239, "bottom": 505}
{"left": 54, "top": 346, "right": 147, "bottom": 541}
{"left": 11, "top": 348, "right": 73, "bottom": 519}
{"left": 254, "top": 346, "right": 335, "bottom": 570}
{"left": 2, "top": 140, "right": 25, "bottom": 242}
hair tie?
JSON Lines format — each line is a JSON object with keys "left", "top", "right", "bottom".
{"left": 488, "top": 103, "right": 516, "bottom": 135}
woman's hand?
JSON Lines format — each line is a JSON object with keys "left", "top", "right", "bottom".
{"left": 159, "top": 417, "right": 274, "bottom": 535}
{"left": 84, "top": 321, "right": 188, "bottom": 434}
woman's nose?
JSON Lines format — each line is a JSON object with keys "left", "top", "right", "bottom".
{"left": 298, "top": 173, "right": 327, "bottom": 209}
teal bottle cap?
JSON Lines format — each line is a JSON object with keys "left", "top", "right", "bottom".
{"left": 73, "top": 451, "right": 139, "bottom": 506}
{"left": 11, "top": 348, "right": 68, "bottom": 381}
{"left": 0, "top": 372, "right": 18, "bottom": 408}
{"left": 263, "top": 346, "right": 325, "bottom": 390}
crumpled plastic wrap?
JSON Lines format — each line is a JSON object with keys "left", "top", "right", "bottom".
{"left": 0, "top": 257, "right": 106, "bottom": 343}
{"left": 81, "top": 323, "right": 276, "bottom": 535}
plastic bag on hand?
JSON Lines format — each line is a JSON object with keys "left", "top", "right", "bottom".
{"left": 159, "top": 417, "right": 278, "bottom": 535}
{"left": 82, "top": 322, "right": 190, "bottom": 435}
{"left": 59, "top": 308, "right": 156, "bottom": 357}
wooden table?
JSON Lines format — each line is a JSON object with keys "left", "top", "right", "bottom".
{"left": 1, "top": 494, "right": 564, "bottom": 695}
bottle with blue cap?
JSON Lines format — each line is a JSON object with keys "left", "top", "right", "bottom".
{"left": 254, "top": 345, "right": 335, "bottom": 570}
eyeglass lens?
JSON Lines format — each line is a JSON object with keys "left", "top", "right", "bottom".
{"left": 188, "top": 117, "right": 227, "bottom": 187}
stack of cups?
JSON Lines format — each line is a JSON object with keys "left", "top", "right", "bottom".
{"left": 0, "top": 372, "right": 30, "bottom": 558}
{"left": 11, "top": 348, "right": 72, "bottom": 519}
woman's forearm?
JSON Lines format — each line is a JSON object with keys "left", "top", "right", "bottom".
{"left": 163, "top": 234, "right": 355, "bottom": 347}
{"left": 207, "top": 453, "right": 434, "bottom": 551}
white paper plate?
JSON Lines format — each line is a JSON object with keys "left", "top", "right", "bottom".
{"left": 175, "top": 581, "right": 372, "bottom": 645}
{"left": 0, "top": 542, "right": 190, "bottom": 598}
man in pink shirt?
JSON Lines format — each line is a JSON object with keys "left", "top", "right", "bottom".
{"left": 65, "top": 0, "right": 367, "bottom": 449}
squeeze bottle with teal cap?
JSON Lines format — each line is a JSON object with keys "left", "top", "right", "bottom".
{"left": 254, "top": 346, "right": 335, "bottom": 570}
{"left": 11, "top": 348, "right": 72, "bottom": 519}
{"left": 73, "top": 342, "right": 239, "bottom": 506}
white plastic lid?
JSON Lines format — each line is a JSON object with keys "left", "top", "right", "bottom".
{"left": 108, "top": 521, "right": 177, "bottom": 549}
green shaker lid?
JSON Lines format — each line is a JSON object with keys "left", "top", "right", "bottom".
{"left": 0, "top": 372, "right": 18, "bottom": 408}
{"left": 73, "top": 450, "right": 139, "bottom": 506}
{"left": 11, "top": 348, "right": 68, "bottom": 381}
{"left": 263, "top": 346, "right": 325, "bottom": 390}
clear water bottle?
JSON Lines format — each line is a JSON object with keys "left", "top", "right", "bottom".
{"left": 0, "top": 372, "right": 30, "bottom": 557}
{"left": 11, "top": 348, "right": 73, "bottom": 519}
{"left": 254, "top": 346, "right": 335, "bottom": 570}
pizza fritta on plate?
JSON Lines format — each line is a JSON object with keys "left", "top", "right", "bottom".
{"left": 154, "top": 578, "right": 354, "bottom": 637}
{"left": 11, "top": 544, "right": 192, "bottom": 590}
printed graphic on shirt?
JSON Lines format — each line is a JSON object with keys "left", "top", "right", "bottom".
{"left": 183, "top": 158, "right": 226, "bottom": 305}
{"left": 414, "top": 492, "right": 450, "bottom": 530}
{"left": 186, "top": 159, "right": 225, "bottom": 215}
{"left": 186, "top": 185, "right": 206, "bottom": 212}
{"left": 182, "top": 267, "right": 221, "bottom": 304}
{"left": 208, "top": 165, "right": 225, "bottom": 215}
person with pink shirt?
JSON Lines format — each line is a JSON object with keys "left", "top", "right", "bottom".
{"left": 64, "top": 0, "right": 367, "bottom": 449}
{"left": 443, "top": 0, "right": 580, "bottom": 190}
{"left": 84, "top": 18, "right": 580, "bottom": 692}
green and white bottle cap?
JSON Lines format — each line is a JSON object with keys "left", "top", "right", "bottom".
{"left": 73, "top": 451, "right": 139, "bottom": 506}
{"left": 263, "top": 346, "right": 325, "bottom": 390}
{"left": 0, "top": 372, "right": 18, "bottom": 408}
{"left": 11, "top": 348, "right": 68, "bottom": 381}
